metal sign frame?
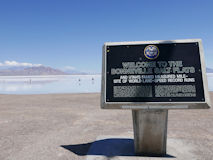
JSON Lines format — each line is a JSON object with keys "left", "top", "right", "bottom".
{"left": 101, "top": 39, "right": 211, "bottom": 109}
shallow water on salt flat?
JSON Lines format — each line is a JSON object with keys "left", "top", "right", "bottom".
{"left": 0, "top": 74, "right": 212, "bottom": 94}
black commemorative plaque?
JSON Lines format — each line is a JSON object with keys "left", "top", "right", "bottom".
{"left": 105, "top": 42, "right": 205, "bottom": 102}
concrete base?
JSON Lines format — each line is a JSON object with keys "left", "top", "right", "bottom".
{"left": 132, "top": 110, "right": 168, "bottom": 156}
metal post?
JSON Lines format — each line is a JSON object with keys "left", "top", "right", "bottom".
{"left": 132, "top": 109, "right": 168, "bottom": 156}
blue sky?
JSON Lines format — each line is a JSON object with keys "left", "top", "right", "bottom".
{"left": 0, "top": 0, "right": 213, "bottom": 73}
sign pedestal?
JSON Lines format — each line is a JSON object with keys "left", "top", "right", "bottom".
{"left": 101, "top": 39, "right": 211, "bottom": 156}
{"left": 132, "top": 109, "right": 168, "bottom": 156}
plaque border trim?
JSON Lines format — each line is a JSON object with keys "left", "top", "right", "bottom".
{"left": 101, "top": 39, "right": 211, "bottom": 109}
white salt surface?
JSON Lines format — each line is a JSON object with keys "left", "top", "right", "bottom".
{"left": 0, "top": 74, "right": 212, "bottom": 94}
{"left": 0, "top": 75, "right": 101, "bottom": 94}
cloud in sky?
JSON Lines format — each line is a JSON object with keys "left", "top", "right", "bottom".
{"left": 0, "top": 61, "right": 42, "bottom": 67}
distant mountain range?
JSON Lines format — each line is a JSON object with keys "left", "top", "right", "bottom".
{"left": 0, "top": 66, "right": 212, "bottom": 76}
{"left": 0, "top": 66, "right": 69, "bottom": 76}
{"left": 206, "top": 67, "right": 213, "bottom": 73}
{"left": 63, "top": 69, "right": 87, "bottom": 75}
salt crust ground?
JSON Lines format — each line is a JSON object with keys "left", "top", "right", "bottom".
{"left": 0, "top": 93, "right": 212, "bottom": 160}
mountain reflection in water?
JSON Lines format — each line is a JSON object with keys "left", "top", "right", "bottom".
{"left": 0, "top": 75, "right": 101, "bottom": 94}
{"left": 0, "top": 74, "right": 212, "bottom": 94}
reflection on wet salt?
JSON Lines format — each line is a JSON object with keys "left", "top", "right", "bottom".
{"left": 0, "top": 84, "right": 42, "bottom": 92}
{"left": 207, "top": 73, "right": 213, "bottom": 91}
{"left": 0, "top": 74, "right": 212, "bottom": 95}
{"left": 0, "top": 75, "right": 101, "bottom": 94}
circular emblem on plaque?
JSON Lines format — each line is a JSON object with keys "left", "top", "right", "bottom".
{"left": 144, "top": 45, "right": 159, "bottom": 60}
